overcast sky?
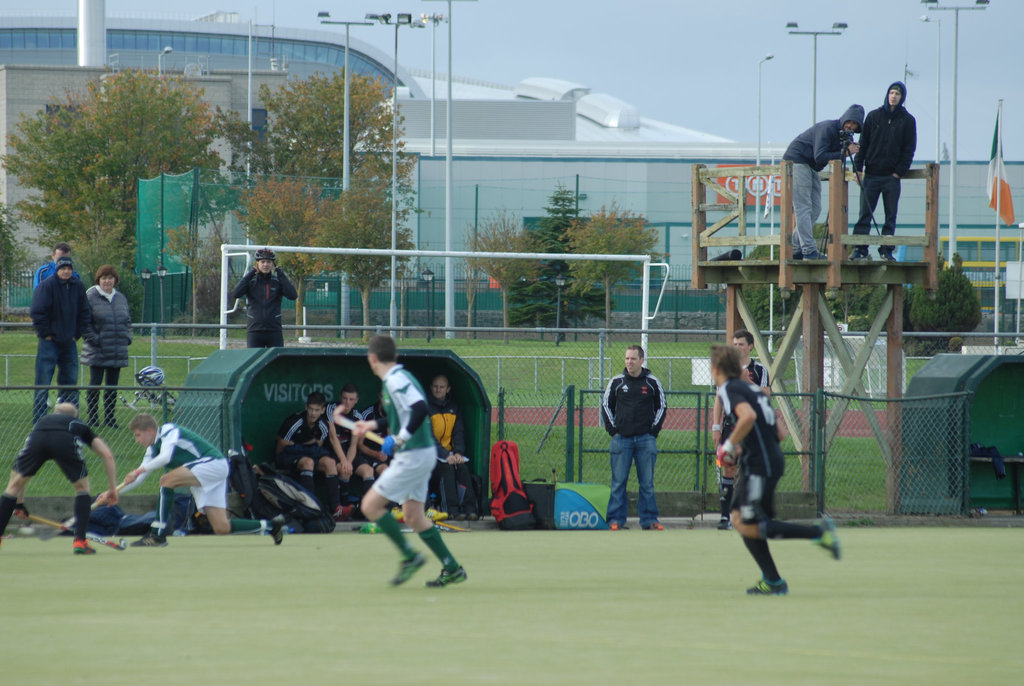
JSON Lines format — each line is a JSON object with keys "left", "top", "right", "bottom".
{"left": 16, "top": 0, "right": 1024, "bottom": 162}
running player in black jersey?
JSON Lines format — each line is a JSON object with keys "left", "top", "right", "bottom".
{"left": 711, "top": 345, "right": 840, "bottom": 595}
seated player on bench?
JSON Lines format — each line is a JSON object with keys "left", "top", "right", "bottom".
{"left": 275, "top": 391, "right": 342, "bottom": 519}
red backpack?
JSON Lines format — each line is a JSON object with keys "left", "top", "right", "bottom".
{"left": 489, "top": 440, "right": 536, "bottom": 530}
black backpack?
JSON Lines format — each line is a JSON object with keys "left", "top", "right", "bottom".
{"left": 227, "top": 450, "right": 269, "bottom": 518}
{"left": 256, "top": 468, "right": 336, "bottom": 534}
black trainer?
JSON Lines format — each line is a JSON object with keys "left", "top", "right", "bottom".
{"left": 851, "top": 248, "right": 869, "bottom": 261}
{"left": 426, "top": 566, "right": 468, "bottom": 588}
{"left": 878, "top": 248, "right": 896, "bottom": 262}
{"left": 130, "top": 531, "right": 167, "bottom": 547}
{"left": 269, "top": 515, "right": 286, "bottom": 545}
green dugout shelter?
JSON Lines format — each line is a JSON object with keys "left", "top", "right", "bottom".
{"left": 904, "top": 354, "right": 1024, "bottom": 514}
{"left": 175, "top": 347, "right": 492, "bottom": 484}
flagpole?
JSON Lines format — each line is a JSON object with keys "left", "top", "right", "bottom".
{"left": 1017, "top": 221, "right": 1023, "bottom": 336}
{"left": 995, "top": 100, "right": 1003, "bottom": 351}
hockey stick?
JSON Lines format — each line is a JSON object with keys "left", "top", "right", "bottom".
{"left": 332, "top": 411, "right": 385, "bottom": 446}
{"left": 433, "top": 520, "right": 469, "bottom": 532}
{"left": 25, "top": 514, "right": 127, "bottom": 551}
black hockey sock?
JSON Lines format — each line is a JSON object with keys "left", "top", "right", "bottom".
{"left": 743, "top": 535, "right": 782, "bottom": 583}
{"left": 73, "top": 492, "right": 91, "bottom": 540}
{"left": 339, "top": 478, "right": 351, "bottom": 503}
{"left": 0, "top": 493, "right": 17, "bottom": 537}
{"left": 719, "top": 478, "right": 734, "bottom": 519}
{"left": 299, "top": 470, "right": 315, "bottom": 495}
{"left": 324, "top": 474, "right": 340, "bottom": 511}
{"left": 764, "top": 519, "right": 822, "bottom": 540}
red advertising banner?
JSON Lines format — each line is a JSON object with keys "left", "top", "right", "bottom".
{"left": 713, "top": 164, "right": 781, "bottom": 207}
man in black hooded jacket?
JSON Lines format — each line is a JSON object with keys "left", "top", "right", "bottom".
{"left": 852, "top": 81, "right": 917, "bottom": 261}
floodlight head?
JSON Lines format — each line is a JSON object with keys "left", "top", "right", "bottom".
{"left": 763, "top": 53, "right": 774, "bottom": 62}
{"left": 161, "top": 46, "right": 173, "bottom": 55}
{"left": 976, "top": 0, "right": 990, "bottom": 6}
{"left": 920, "top": 0, "right": 938, "bottom": 5}
{"left": 140, "top": 268, "right": 152, "bottom": 281}
{"left": 156, "top": 264, "right": 167, "bottom": 278}
{"left": 786, "top": 21, "right": 798, "bottom": 29}
{"left": 317, "top": 11, "right": 330, "bottom": 18}
{"left": 397, "top": 13, "right": 412, "bottom": 24}
{"left": 833, "top": 22, "right": 848, "bottom": 30}
{"left": 366, "top": 13, "right": 391, "bottom": 24}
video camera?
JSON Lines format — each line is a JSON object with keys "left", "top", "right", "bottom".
{"left": 839, "top": 129, "right": 855, "bottom": 148}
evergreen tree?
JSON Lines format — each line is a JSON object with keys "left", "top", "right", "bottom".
{"left": 509, "top": 184, "right": 603, "bottom": 328}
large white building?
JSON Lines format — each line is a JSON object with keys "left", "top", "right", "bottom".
{"left": 0, "top": 7, "right": 1018, "bottom": 275}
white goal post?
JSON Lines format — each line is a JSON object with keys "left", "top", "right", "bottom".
{"left": 220, "top": 244, "right": 669, "bottom": 352}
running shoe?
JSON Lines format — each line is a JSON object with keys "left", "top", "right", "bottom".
{"left": 390, "top": 553, "right": 426, "bottom": 586}
{"left": 426, "top": 566, "right": 467, "bottom": 588}
{"left": 816, "top": 516, "right": 841, "bottom": 560}
{"left": 746, "top": 578, "right": 788, "bottom": 595}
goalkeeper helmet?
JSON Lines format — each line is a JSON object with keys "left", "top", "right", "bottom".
{"left": 136, "top": 365, "right": 166, "bottom": 387}
{"left": 254, "top": 248, "right": 276, "bottom": 262}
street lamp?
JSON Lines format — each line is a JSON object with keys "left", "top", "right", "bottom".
{"left": 421, "top": 267, "right": 435, "bottom": 341}
{"left": 367, "top": 12, "right": 423, "bottom": 335}
{"left": 317, "top": 12, "right": 374, "bottom": 192}
{"left": 419, "top": 13, "right": 446, "bottom": 157}
{"left": 756, "top": 53, "right": 774, "bottom": 238}
{"left": 425, "top": 0, "right": 477, "bottom": 340}
{"left": 924, "top": 0, "right": 990, "bottom": 265}
{"left": 156, "top": 264, "right": 168, "bottom": 328}
{"left": 554, "top": 274, "right": 566, "bottom": 346}
{"left": 786, "top": 21, "right": 848, "bottom": 125}
{"left": 140, "top": 268, "right": 152, "bottom": 323}
{"left": 157, "top": 46, "right": 172, "bottom": 76}
{"left": 920, "top": 15, "right": 942, "bottom": 165}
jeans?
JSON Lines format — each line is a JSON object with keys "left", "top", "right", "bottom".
{"left": 791, "top": 163, "right": 822, "bottom": 256}
{"left": 33, "top": 338, "right": 79, "bottom": 424}
{"left": 607, "top": 433, "right": 659, "bottom": 527}
{"left": 853, "top": 173, "right": 901, "bottom": 250}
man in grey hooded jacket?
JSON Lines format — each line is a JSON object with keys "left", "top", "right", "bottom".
{"left": 782, "top": 104, "right": 865, "bottom": 260}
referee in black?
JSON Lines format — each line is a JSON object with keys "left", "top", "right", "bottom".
{"left": 0, "top": 403, "right": 120, "bottom": 554}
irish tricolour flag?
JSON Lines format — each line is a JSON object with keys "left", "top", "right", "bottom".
{"left": 987, "top": 111, "right": 1015, "bottom": 226}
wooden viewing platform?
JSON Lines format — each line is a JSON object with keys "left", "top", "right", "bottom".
{"left": 691, "top": 160, "right": 941, "bottom": 498}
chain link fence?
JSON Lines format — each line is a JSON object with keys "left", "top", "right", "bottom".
{"left": 823, "top": 391, "right": 972, "bottom": 515}
{"left": 0, "top": 323, "right": 985, "bottom": 516}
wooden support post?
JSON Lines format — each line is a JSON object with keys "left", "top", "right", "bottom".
{"left": 800, "top": 283, "right": 823, "bottom": 491}
{"left": 725, "top": 285, "right": 741, "bottom": 341}
{"left": 886, "top": 284, "right": 905, "bottom": 514}
{"left": 924, "top": 162, "right": 939, "bottom": 290}
{"left": 779, "top": 161, "right": 795, "bottom": 292}
{"left": 692, "top": 164, "right": 707, "bottom": 289}
{"left": 827, "top": 159, "right": 847, "bottom": 289}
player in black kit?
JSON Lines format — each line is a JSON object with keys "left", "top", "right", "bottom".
{"left": 711, "top": 345, "right": 840, "bottom": 595}
{"left": 0, "top": 403, "right": 119, "bottom": 554}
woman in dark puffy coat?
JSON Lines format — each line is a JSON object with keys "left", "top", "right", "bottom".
{"left": 81, "top": 265, "right": 132, "bottom": 427}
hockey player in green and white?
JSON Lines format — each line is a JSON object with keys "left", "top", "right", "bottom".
{"left": 350, "top": 335, "right": 466, "bottom": 587}
{"left": 98, "top": 413, "right": 285, "bottom": 547}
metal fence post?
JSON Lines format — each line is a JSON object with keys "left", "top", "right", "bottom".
{"left": 598, "top": 330, "right": 606, "bottom": 389}
{"left": 565, "top": 384, "right": 575, "bottom": 482}
{"left": 497, "top": 386, "right": 505, "bottom": 442}
{"left": 150, "top": 329, "right": 158, "bottom": 367}
{"left": 815, "top": 388, "right": 825, "bottom": 515}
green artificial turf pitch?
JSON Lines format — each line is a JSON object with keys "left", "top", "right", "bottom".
{"left": 1, "top": 527, "right": 1021, "bottom": 685}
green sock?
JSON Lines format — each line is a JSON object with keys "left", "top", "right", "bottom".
{"left": 375, "top": 512, "right": 415, "bottom": 558}
{"left": 230, "top": 518, "right": 264, "bottom": 534}
{"left": 419, "top": 526, "right": 458, "bottom": 570}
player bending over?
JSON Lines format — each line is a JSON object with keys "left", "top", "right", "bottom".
{"left": 350, "top": 334, "right": 467, "bottom": 587}
{"left": 0, "top": 403, "right": 119, "bottom": 555}
{"left": 711, "top": 345, "right": 840, "bottom": 595}
{"left": 96, "top": 413, "right": 285, "bottom": 547}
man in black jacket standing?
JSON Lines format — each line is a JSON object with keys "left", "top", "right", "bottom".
{"left": 30, "top": 256, "right": 92, "bottom": 424}
{"left": 229, "top": 248, "right": 298, "bottom": 348}
{"left": 852, "top": 82, "right": 917, "bottom": 261}
{"left": 601, "top": 345, "right": 666, "bottom": 531}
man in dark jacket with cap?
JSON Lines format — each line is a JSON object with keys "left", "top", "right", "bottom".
{"left": 229, "top": 248, "right": 298, "bottom": 348}
{"left": 30, "top": 256, "right": 93, "bottom": 423}
{"left": 783, "top": 104, "right": 865, "bottom": 260}
{"left": 851, "top": 82, "right": 917, "bottom": 261}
